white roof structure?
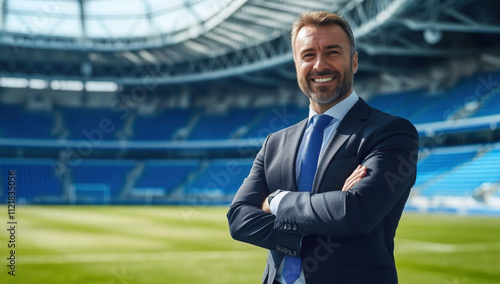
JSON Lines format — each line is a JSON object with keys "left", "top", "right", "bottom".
{"left": 0, "top": 0, "right": 498, "bottom": 84}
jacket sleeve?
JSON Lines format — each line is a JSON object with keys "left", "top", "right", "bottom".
{"left": 273, "top": 118, "right": 419, "bottom": 237}
{"left": 227, "top": 134, "right": 302, "bottom": 253}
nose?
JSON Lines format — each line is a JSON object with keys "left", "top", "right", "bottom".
{"left": 314, "top": 53, "right": 329, "bottom": 72}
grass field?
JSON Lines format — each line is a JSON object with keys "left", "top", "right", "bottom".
{"left": 1, "top": 206, "right": 499, "bottom": 284}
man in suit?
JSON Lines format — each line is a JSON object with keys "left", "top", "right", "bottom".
{"left": 227, "top": 11, "right": 418, "bottom": 284}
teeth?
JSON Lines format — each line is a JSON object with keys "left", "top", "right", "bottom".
{"left": 314, "top": 77, "right": 333, "bottom": 83}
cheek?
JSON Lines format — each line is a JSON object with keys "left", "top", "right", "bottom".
{"left": 297, "top": 63, "right": 311, "bottom": 78}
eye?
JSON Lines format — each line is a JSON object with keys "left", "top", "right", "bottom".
{"left": 303, "top": 53, "right": 314, "bottom": 59}
{"left": 327, "top": 50, "right": 339, "bottom": 55}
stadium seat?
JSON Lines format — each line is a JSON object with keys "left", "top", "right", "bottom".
{"left": 420, "top": 148, "right": 500, "bottom": 197}
{"left": 246, "top": 105, "right": 308, "bottom": 138}
{"left": 70, "top": 160, "right": 135, "bottom": 199}
{"left": 415, "top": 149, "right": 477, "bottom": 188}
{"left": 188, "top": 108, "right": 262, "bottom": 140}
{"left": 133, "top": 109, "right": 194, "bottom": 140}
{"left": 134, "top": 160, "right": 200, "bottom": 194}
{"left": 60, "top": 107, "right": 127, "bottom": 140}
{"left": 0, "top": 104, "right": 54, "bottom": 139}
{"left": 184, "top": 159, "right": 253, "bottom": 195}
{"left": 0, "top": 158, "right": 63, "bottom": 202}
{"left": 472, "top": 90, "right": 500, "bottom": 117}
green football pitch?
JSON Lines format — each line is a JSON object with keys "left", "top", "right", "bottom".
{"left": 1, "top": 206, "right": 499, "bottom": 284}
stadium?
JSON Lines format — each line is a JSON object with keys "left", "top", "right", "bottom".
{"left": 1, "top": 0, "right": 500, "bottom": 283}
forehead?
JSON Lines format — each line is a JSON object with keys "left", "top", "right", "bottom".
{"left": 295, "top": 24, "right": 349, "bottom": 50}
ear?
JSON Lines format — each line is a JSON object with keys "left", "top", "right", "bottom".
{"left": 352, "top": 52, "right": 358, "bottom": 74}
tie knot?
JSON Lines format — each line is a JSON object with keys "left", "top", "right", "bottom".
{"left": 312, "top": 114, "right": 333, "bottom": 130}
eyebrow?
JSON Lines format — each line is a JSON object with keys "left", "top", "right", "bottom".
{"left": 300, "top": 44, "right": 343, "bottom": 55}
{"left": 325, "top": 44, "right": 342, "bottom": 50}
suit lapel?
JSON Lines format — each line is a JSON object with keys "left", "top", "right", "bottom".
{"left": 281, "top": 118, "right": 308, "bottom": 192}
{"left": 312, "top": 99, "right": 371, "bottom": 192}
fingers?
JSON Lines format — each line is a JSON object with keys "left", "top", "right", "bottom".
{"left": 262, "top": 197, "right": 271, "bottom": 213}
{"left": 342, "top": 165, "right": 367, "bottom": 191}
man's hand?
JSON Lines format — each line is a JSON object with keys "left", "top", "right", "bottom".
{"left": 342, "top": 165, "right": 367, "bottom": 191}
{"left": 262, "top": 196, "right": 271, "bottom": 213}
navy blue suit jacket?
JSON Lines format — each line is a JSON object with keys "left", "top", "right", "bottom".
{"left": 227, "top": 98, "right": 419, "bottom": 284}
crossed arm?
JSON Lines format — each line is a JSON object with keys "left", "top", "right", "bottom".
{"left": 261, "top": 165, "right": 367, "bottom": 213}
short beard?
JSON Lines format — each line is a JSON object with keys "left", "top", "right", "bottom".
{"left": 299, "top": 64, "right": 354, "bottom": 105}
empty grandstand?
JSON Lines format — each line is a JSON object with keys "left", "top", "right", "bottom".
{"left": 0, "top": 0, "right": 500, "bottom": 216}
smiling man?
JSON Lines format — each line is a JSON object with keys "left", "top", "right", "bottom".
{"left": 227, "top": 11, "right": 419, "bottom": 284}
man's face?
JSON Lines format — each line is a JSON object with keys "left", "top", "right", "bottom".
{"left": 293, "top": 24, "right": 358, "bottom": 109}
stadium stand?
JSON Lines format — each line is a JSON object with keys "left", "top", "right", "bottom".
{"left": 245, "top": 105, "right": 309, "bottom": 138}
{"left": 132, "top": 109, "right": 193, "bottom": 140}
{"left": 472, "top": 90, "right": 500, "bottom": 117}
{"left": 184, "top": 159, "right": 253, "bottom": 196}
{"left": 363, "top": 89, "right": 420, "bottom": 115}
{"left": 1, "top": 71, "right": 499, "bottom": 208}
{"left": 414, "top": 148, "right": 478, "bottom": 188}
{"left": 0, "top": 104, "right": 54, "bottom": 139}
{"left": 0, "top": 158, "right": 62, "bottom": 202}
{"left": 70, "top": 160, "right": 135, "bottom": 200}
{"left": 419, "top": 146, "right": 500, "bottom": 197}
{"left": 188, "top": 108, "right": 261, "bottom": 140}
{"left": 367, "top": 71, "right": 500, "bottom": 125}
{"left": 133, "top": 160, "right": 200, "bottom": 195}
{"left": 60, "top": 107, "right": 128, "bottom": 140}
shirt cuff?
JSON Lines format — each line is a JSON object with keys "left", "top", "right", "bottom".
{"left": 269, "top": 191, "right": 289, "bottom": 215}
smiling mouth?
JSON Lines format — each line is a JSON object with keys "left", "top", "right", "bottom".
{"left": 313, "top": 77, "right": 335, "bottom": 83}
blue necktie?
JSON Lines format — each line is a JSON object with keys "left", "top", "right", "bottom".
{"left": 283, "top": 114, "right": 333, "bottom": 284}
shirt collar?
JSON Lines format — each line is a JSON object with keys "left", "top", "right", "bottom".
{"left": 308, "top": 90, "right": 359, "bottom": 123}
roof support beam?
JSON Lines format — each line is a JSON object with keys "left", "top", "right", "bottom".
{"left": 358, "top": 43, "right": 475, "bottom": 57}
{"left": 0, "top": 0, "right": 6, "bottom": 31}
{"left": 397, "top": 19, "right": 500, "bottom": 34}
{"left": 78, "top": 0, "right": 87, "bottom": 40}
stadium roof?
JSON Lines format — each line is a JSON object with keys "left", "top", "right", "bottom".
{"left": 0, "top": 0, "right": 499, "bottom": 85}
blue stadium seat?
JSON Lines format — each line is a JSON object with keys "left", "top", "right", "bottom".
{"left": 133, "top": 109, "right": 194, "bottom": 140}
{"left": 189, "top": 108, "right": 261, "bottom": 140}
{"left": 415, "top": 150, "right": 477, "bottom": 187}
{"left": 0, "top": 159, "right": 63, "bottom": 201}
{"left": 134, "top": 160, "right": 200, "bottom": 194}
{"left": 420, "top": 148, "right": 500, "bottom": 197}
{"left": 184, "top": 159, "right": 253, "bottom": 195}
{"left": 70, "top": 160, "right": 135, "bottom": 197}
{"left": 0, "top": 104, "right": 54, "bottom": 139}
{"left": 246, "top": 105, "right": 308, "bottom": 138}
{"left": 61, "top": 107, "right": 127, "bottom": 140}
{"left": 367, "top": 89, "right": 422, "bottom": 115}
{"left": 410, "top": 75, "right": 492, "bottom": 124}
{"left": 472, "top": 90, "right": 500, "bottom": 117}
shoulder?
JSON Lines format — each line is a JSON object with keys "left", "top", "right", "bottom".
{"left": 266, "top": 117, "right": 307, "bottom": 138}
{"left": 260, "top": 117, "right": 307, "bottom": 151}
